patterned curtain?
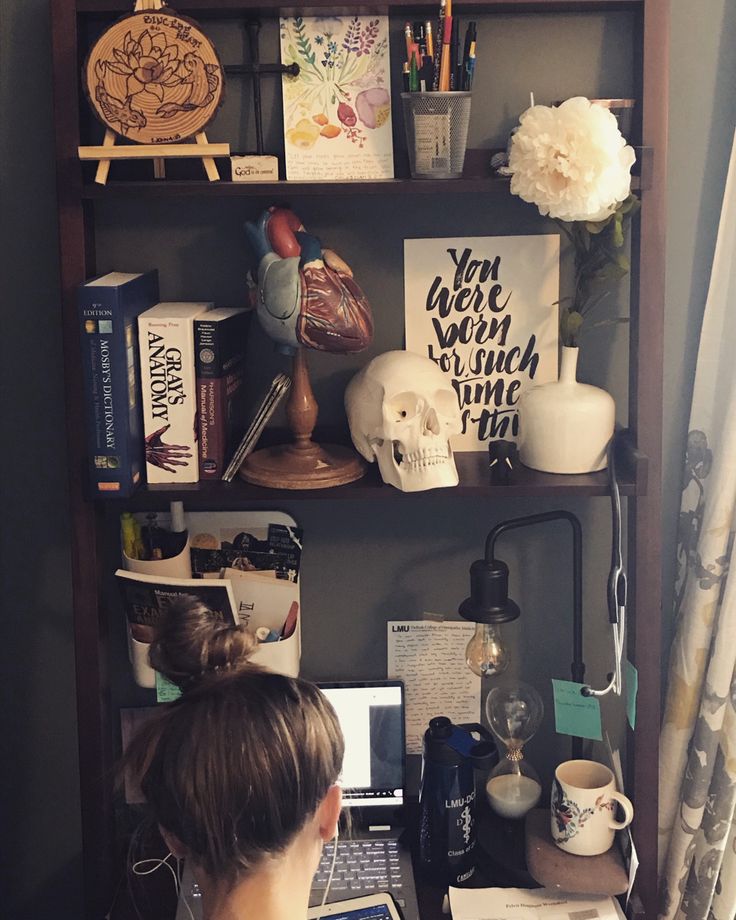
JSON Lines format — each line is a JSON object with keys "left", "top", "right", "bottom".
{"left": 659, "top": 131, "right": 736, "bottom": 920}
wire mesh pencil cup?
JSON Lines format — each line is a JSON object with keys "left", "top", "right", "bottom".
{"left": 401, "top": 92, "right": 472, "bottom": 179}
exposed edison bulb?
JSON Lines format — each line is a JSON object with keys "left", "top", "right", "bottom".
{"left": 465, "top": 623, "right": 509, "bottom": 677}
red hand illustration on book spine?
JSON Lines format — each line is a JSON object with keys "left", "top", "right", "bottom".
{"left": 145, "top": 424, "right": 192, "bottom": 473}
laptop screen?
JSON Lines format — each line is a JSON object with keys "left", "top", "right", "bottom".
{"left": 318, "top": 681, "right": 405, "bottom": 809}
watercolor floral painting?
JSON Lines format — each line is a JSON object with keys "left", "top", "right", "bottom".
{"left": 280, "top": 16, "right": 394, "bottom": 180}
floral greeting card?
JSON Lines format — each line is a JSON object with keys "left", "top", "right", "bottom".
{"left": 280, "top": 16, "right": 394, "bottom": 180}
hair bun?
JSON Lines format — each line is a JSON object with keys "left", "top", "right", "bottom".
{"left": 149, "top": 596, "right": 259, "bottom": 689}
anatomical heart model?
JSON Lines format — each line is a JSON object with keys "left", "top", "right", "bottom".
{"left": 242, "top": 207, "right": 374, "bottom": 489}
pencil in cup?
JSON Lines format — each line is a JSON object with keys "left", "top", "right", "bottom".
{"left": 438, "top": 14, "right": 453, "bottom": 91}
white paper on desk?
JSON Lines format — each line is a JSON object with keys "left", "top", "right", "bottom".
{"left": 387, "top": 619, "right": 479, "bottom": 754}
{"left": 625, "top": 829, "right": 639, "bottom": 907}
{"left": 224, "top": 567, "right": 298, "bottom": 633}
{"left": 448, "top": 886, "right": 624, "bottom": 920}
{"left": 603, "top": 732, "right": 638, "bottom": 907}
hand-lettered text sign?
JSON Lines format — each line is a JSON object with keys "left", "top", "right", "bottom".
{"left": 404, "top": 236, "right": 559, "bottom": 451}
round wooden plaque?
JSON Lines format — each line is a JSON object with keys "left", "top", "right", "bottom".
{"left": 84, "top": 8, "right": 225, "bottom": 145}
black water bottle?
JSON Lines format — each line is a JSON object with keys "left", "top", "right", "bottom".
{"left": 418, "top": 716, "right": 498, "bottom": 887}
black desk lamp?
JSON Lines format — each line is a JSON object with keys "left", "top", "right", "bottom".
{"left": 459, "top": 510, "right": 586, "bottom": 758}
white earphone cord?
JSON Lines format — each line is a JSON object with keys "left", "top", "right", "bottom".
{"left": 582, "top": 437, "right": 627, "bottom": 699}
{"left": 129, "top": 826, "right": 340, "bottom": 920}
{"left": 315, "top": 827, "right": 340, "bottom": 919}
{"left": 131, "top": 853, "right": 195, "bottom": 920}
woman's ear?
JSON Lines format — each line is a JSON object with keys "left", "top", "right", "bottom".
{"left": 159, "top": 825, "right": 187, "bottom": 859}
{"left": 317, "top": 784, "right": 343, "bottom": 842}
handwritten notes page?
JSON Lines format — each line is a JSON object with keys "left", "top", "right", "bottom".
{"left": 404, "top": 236, "right": 559, "bottom": 451}
{"left": 280, "top": 16, "right": 394, "bottom": 180}
{"left": 387, "top": 620, "right": 480, "bottom": 753}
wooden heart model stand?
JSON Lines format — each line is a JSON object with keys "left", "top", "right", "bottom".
{"left": 241, "top": 349, "right": 366, "bottom": 490}
{"left": 79, "top": 0, "right": 229, "bottom": 183}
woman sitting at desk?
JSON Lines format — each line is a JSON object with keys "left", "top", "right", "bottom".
{"left": 125, "top": 597, "right": 345, "bottom": 920}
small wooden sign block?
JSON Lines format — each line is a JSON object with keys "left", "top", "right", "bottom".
{"left": 525, "top": 808, "right": 629, "bottom": 896}
{"left": 230, "top": 155, "right": 279, "bottom": 182}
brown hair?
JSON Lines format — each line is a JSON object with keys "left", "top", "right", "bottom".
{"left": 123, "top": 597, "right": 344, "bottom": 885}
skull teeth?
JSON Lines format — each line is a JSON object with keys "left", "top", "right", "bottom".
{"left": 394, "top": 445, "right": 450, "bottom": 470}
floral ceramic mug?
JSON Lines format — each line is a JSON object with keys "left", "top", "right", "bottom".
{"left": 551, "top": 760, "right": 634, "bottom": 856}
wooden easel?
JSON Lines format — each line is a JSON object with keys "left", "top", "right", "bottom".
{"left": 79, "top": 0, "right": 229, "bottom": 184}
{"left": 80, "top": 131, "right": 229, "bottom": 184}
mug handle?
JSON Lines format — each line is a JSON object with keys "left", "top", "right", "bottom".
{"left": 608, "top": 791, "right": 634, "bottom": 830}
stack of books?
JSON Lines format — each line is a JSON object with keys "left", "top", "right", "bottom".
{"left": 78, "top": 270, "right": 254, "bottom": 495}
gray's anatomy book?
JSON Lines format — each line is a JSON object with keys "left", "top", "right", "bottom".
{"left": 138, "top": 301, "right": 213, "bottom": 483}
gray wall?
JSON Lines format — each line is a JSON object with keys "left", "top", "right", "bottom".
{"left": 1, "top": 1, "right": 733, "bottom": 918}
{"left": 0, "top": 2, "right": 82, "bottom": 918}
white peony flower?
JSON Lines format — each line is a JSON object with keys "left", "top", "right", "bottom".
{"left": 507, "top": 97, "right": 635, "bottom": 222}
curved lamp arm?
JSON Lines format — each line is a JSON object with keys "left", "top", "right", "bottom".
{"left": 484, "top": 510, "right": 584, "bottom": 687}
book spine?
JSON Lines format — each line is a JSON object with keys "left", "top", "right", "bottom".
{"left": 139, "top": 315, "right": 200, "bottom": 483}
{"left": 78, "top": 288, "right": 139, "bottom": 496}
{"left": 196, "top": 376, "right": 227, "bottom": 479}
{"left": 195, "top": 317, "right": 246, "bottom": 479}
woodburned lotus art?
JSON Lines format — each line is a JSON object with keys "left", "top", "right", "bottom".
{"left": 85, "top": 9, "right": 224, "bottom": 145}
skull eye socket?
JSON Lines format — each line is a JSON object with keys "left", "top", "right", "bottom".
{"left": 386, "top": 392, "right": 420, "bottom": 422}
{"left": 434, "top": 389, "right": 459, "bottom": 417}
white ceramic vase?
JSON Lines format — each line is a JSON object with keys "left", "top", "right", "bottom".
{"left": 518, "top": 346, "right": 615, "bottom": 474}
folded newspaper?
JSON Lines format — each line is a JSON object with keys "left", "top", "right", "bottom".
{"left": 448, "top": 887, "right": 626, "bottom": 920}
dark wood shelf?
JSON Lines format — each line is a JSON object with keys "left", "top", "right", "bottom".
{"left": 77, "top": 0, "right": 642, "bottom": 14}
{"left": 114, "top": 451, "right": 639, "bottom": 510}
{"left": 83, "top": 175, "right": 506, "bottom": 198}
{"left": 82, "top": 172, "right": 643, "bottom": 199}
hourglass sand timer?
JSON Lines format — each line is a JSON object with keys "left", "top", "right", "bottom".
{"left": 485, "top": 682, "right": 544, "bottom": 819}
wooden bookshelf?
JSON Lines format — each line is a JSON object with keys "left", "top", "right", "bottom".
{"left": 50, "top": 0, "right": 667, "bottom": 917}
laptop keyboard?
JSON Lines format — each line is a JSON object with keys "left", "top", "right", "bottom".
{"left": 310, "top": 838, "right": 408, "bottom": 908}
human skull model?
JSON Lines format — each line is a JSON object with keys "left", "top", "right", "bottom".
{"left": 345, "top": 351, "right": 462, "bottom": 492}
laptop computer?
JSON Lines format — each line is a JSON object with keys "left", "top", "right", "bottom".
{"left": 311, "top": 681, "right": 419, "bottom": 920}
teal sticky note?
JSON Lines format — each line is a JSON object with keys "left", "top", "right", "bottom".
{"left": 625, "top": 659, "right": 638, "bottom": 730}
{"left": 552, "top": 679, "right": 603, "bottom": 741}
{"left": 156, "top": 671, "right": 182, "bottom": 703}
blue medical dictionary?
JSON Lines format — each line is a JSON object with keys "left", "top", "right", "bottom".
{"left": 78, "top": 270, "right": 159, "bottom": 497}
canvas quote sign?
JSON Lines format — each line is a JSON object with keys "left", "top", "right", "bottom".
{"left": 280, "top": 16, "right": 393, "bottom": 180}
{"left": 404, "top": 236, "right": 559, "bottom": 451}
